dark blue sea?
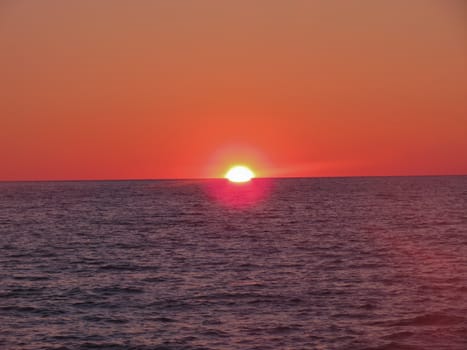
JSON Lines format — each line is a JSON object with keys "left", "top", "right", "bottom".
{"left": 1, "top": 177, "right": 466, "bottom": 350}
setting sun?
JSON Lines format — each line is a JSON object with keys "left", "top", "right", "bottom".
{"left": 225, "top": 166, "right": 255, "bottom": 183}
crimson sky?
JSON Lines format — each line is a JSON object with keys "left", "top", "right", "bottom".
{"left": 1, "top": 1, "right": 466, "bottom": 181}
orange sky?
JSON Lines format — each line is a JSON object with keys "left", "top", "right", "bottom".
{"left": 1, "top": 0, "right": 466, "bottom": 181}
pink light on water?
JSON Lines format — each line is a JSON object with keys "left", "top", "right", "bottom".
{"left": 204, "top": 178, "right": 274, "bottom": 208}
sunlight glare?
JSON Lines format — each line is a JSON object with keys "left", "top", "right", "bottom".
{"left": 225, "top": 166, "right": 255, "bottom": 183}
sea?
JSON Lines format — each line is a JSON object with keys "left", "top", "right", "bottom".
{"left": 0, "top": 176, "right": 466, "bottom": 350}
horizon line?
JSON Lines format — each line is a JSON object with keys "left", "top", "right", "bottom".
{"left": 1, "top": 173, "right": 466, "bottom": 184}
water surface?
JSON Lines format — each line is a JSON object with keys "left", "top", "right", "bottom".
{"left": 1, "top": 177, "right": 466, "bottom": 349}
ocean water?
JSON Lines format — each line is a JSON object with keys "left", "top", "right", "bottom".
{"left": 0, "top": 176, "right": 466, "bottom": 350}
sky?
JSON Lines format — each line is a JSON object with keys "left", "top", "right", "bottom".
{"left": 1, "top": 0, "right": 466, "bottom": 181}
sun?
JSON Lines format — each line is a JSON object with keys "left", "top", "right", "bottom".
{"left": 225, "top": 165, "right": 255, "bottom": 183}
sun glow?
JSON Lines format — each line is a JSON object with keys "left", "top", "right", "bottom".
{"left": 225, "top": 166, "right": 255, "bottom": 183}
